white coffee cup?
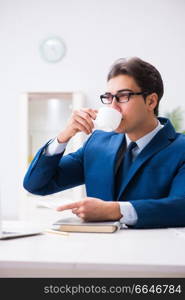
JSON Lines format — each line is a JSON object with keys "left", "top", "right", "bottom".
{"left": 94, "top": 107, "right": 122, "bottom": 132}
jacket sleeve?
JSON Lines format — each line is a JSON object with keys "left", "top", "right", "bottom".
{"left": 130, "top": 160, "right": 185, "bottom": 228}
{"left": 23, "top": 140, "right": 86, "bottom": 196}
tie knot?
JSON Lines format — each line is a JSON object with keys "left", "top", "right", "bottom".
{"left": 127, "top": 141, "right": 137, "bottom": 152}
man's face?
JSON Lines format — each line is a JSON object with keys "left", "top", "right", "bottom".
{"left": 106, "top": 74, "right": 151, "bottom": 134}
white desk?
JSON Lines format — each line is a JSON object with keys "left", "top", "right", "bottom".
{"left": 1, "top": 217, "right": 185, "bottom": 278}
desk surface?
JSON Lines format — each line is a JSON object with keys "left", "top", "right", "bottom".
{"left": 1, "top": 217, "right": 185, "bottom": 278}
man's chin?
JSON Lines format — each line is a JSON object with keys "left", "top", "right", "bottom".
{"left": 115, "top": 120, "right": 125, "bottom": 133}
{"left": 115, "top": 126, "right": 125, "bottom": 133}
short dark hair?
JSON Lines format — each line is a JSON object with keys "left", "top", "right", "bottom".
{"left": 107, "top": 57, "right": 164, "bottom": 116}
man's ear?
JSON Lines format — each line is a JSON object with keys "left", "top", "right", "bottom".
{"left": 146, "top": 93, "right": 158, "bottom": 112}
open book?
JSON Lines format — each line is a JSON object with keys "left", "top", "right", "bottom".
{"left": 52, "top": 217, "right": 121, "bottom": 233}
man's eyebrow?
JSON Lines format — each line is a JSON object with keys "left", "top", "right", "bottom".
{"left": 105, "top": 89, "right": 133, "bottom": 94}
{"left": 117, "top": 89, "right": 133, "bottom": 93}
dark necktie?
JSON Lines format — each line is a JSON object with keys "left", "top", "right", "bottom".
{"left": 114, "top": 141, "right": 137, "bottom": 200}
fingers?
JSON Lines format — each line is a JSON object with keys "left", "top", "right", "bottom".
{"left": 72, "top": 208, "right": 85, "bottom": 220}
{"left": 71, "top": 108, "right": 97, "bottom": 135}
{"left": 57, "top": 108, "right": 98, "bottom": 142}
{"left": 72, "top": 119, "right": 91, "bottom": 135}
{"left": 80, "top": 108, "right": 98, "bottom": 120}
{"left": 72, "top": 208, "right": 78, "bottom": 214}
{"left": 56, "top": 201, "right": 81, "bottom": 211}
{"left": 56, "top": 197, "right": 102, "bottom": 221}
{"left": 58, "top": 203, "right": 85, "bottom": 220}
{"left": 74, "top": 114, "right": 93, "bottom": 134}
{"left": 78, "top": 110, "right": 95, "bottom": 128}
{"left": 57, "top": 201, "right": 86, "bottom": 220}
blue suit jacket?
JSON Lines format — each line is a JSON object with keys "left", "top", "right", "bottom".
{"left": 23, "top": 117, "right": 185, "bottom": 228}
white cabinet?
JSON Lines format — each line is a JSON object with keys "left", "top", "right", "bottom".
{"left": 18, "top": 91, "right": 86, "bottom": 221}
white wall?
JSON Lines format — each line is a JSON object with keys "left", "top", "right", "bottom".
{"left": 0, "top": 0, "right": 185, "bottom": 217}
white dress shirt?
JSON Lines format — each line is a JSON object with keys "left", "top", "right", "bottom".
{"left": 46, "top": 120, "right": 163, "bottom": 226}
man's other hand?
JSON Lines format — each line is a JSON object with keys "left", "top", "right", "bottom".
{"left": 56, "top": 197, "right": 122, "bottom": 221}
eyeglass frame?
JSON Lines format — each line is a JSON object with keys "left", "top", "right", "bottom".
{"left": 100, "top": 89, "right": 149, "bottom": 104}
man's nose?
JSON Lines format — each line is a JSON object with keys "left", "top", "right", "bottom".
{"left": 110, "top": 98, "right": 121, "bottom": 112}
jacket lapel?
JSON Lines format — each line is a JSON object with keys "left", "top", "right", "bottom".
{"left": 117, "top": 118, "right": 177, "bottom": 200}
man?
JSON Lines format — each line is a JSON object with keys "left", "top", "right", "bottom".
{"left": 23, "top": 57, "right": 185, "bottom": 228}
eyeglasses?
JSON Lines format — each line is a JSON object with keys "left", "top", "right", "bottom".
{"left": 100, "top": 91, "right": 148, "bottom": 104}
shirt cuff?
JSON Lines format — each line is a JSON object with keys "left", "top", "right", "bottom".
{"left": 45, "top": 137, "right": 68, "bottom": 156}
{"left": 118, "top": 201, "right": 138, "bottom": 226}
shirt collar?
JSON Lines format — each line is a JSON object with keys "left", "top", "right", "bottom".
{"left": 125, "top": 120, "right": 164, "bottom": 152}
